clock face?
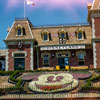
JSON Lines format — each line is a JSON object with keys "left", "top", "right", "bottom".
{"left": 28, "top": 73, "right": 78, "bottom": 93}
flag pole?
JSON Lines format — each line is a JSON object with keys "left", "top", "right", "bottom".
{"left": 24, "top": 0, "right": 26, "bottom": 18}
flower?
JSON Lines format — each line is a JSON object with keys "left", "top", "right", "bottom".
{"left": 28, "top": 73, "right": 78, "bottom": 93}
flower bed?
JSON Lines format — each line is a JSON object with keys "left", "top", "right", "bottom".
{"left": 28, "top": 73, "right": 78, "bottom": 93}
{"left": 70, "top": 71, "right": 92, "bottom": 80}
{"left": 21, "top": 74, "right": 39, "bottom": 81}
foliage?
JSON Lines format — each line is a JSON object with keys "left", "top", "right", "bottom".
{"left": 0, "top": 71, "right": 14, "bottom": 75}
{"left": 81, "top": 74, "right": 100, "bottom": 91}
{"left": 0, "top": 70, "right": 24, "bottom": 94}
{"left": 9, "top": 70, "right": 20, "bottom": 82}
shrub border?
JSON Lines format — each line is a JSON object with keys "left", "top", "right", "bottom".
{"left": 0, "top": 70, "right": 24, "bottom": 95}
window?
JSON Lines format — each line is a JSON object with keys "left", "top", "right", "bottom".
{"left": 14, "top": 53, "right": 25, "bottom": 70}
{"left": 15, "top": 24, "right": 25, "bottom": 36}
{"left": 59, "top": 33, "right": 66, "bottom": 44}
{"left": 78, "top": 32, "right": 82, "bottom": 40}
{"left": 43, "top": 34, "right": 48, "bottom": 41}
{"left": 76, "top": 29, "right": 86, "bottom": 40}
{"left": 59, "top": 29, "right": 67, "bottom": 44}
{"left": 18, "top": 29, "right": 21, "bottom": 36}
{"left": 78, "top": 53, "right": 85, "bottom": 66}
{"left": 61, "top": 33, "right": 65, "bottom": 38}
{"left": 41, "top": 30, "right": 50, "bottom": 41}
{"left": 14, "top": 58, "right": 25, "bottom": 70}
{"left": 43, "top": 55, "right": 49, "bottom": 66}
{"left": 14, "top": 53, "right": 25, "bottom": 58}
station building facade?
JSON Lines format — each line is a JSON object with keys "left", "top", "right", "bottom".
{"left": 3, "top": 0, "right": 100, "bottom": 71}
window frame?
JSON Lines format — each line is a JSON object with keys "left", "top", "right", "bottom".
{"left": 41, "top": 30, "right": 49, "bottom": 42}
{"left": 58, "top": 29, "right": 67, "bottom": 44}
{"left": 76, "top": 50, "right": 86, "bottom": 66}
{"left": 78, "top": 32, "right": 83, "bottom": 40}
{"left": 17, "top": 28, "right": 22, "bottom": 36}
{"left": 13, "top": 53, "right": 26, "bottom": 70}
{"left": 59, "top": 29, "right": 66, "bottom": 39}
{"left": 15, "top": 24, "right": 24, "bottom": 37}
{"left": 78, "top": 53, "right": 85, "bottom": 66}
{"left": 43, "top": 55, "right": 49, "bottom": 66}
{"left": 76, "top": 30, "right": 84, "bottom": 40}
{"left": 41, "top": 52, "right": 50, "bottom": 67}
{"left": 60, "top": 33, "right": 66, "bottom": 39}
{"left": 43, "top": 33, "right": 48, "bottom": 41}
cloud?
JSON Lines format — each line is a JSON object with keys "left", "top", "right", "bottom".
{"left": 7, "top": 0, "right": 23, "bottom": 8}
{"left": 6, "top": 0, "right": 93, "bottom": 10}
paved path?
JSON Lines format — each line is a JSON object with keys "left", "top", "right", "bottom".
{"left": 0, "top": 93, "right": 100, "bottom": 99}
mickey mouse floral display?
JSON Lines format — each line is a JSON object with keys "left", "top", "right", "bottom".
{"left": 28, "top": 73, "right": 78, "bottom": 93}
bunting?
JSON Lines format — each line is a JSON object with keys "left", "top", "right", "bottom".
{"left": 68, "top": 33, "right": 75, "bottom": 37}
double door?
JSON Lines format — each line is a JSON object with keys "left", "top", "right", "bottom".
{"left": 58, "top": 57, "right": 69, "bottom": 69}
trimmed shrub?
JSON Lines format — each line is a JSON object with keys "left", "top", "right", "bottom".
{"left": 0, "top": 71, "right": 14, "bottom": 75}
{"left": 9, "top": 70, "right": 20, "bottom": 82}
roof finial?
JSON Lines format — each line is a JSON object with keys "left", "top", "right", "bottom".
{"left": 7, "top": 26, "right": 10, "bottom": 33}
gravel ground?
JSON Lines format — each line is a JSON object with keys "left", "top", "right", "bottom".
{"left": 0, "top": 76, "right": 15, "bottom": 88}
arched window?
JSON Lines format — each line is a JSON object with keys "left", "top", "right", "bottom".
{"left": 15, "top": 24, "right": 25, "bottom": 36}
{"left": 58, "top": 29, "right": 67, "bottom": 44}
{"left": 41, "top": 30, "right": 50, "bottom": 41}
{"left": 17, "top": 28, "right": 21, "bottom": 36}
{"left": 61, "top": 33, "right": 65, "bottom": 38}
{"left": 43, "top": 33, "right": 48, "bottom": 41}
{"left": 78, "top": 31, "right": 82, "bottom": 40}
{"left": 76, "top": 28, "right": 86, "bottom": 40}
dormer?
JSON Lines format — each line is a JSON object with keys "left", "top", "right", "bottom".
{"left": 75, "top": 28, "right": 86, "bottom": 40}
{"left": 5, "top": 18, "right": 33, "bottom": 41}
{"left": 15, "top": 24, "right": 26, "bottom": 36}
{"left": 59, "top": 29, "right": 66, "bottom": 38}
{"left": 41, "top": 30, "right": 51, "bottom": 41}
{"left": 58, "top": 29, "right": 68, "bottom": 44}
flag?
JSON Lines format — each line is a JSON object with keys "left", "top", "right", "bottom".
{"left": 51, "top": 33, "right": 58, "bottom": 38}
{"left": 68, "top": 33, "right": 75, "bottom": 37}
{"left": 26, "top": 0, "right": 35, "bottom": 6}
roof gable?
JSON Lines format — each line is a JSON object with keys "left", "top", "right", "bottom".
{"left": 5, "top": 19, "right": 33, "bottom": 41}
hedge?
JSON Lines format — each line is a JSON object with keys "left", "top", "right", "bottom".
{"left": 0, "top": 71, "right": 14, "bottom": 75}
{"left": 81, "top": 74, "right": 100, "bottom": 91}
{"left": 0, "top": 70, "right": 24, "bottom": 94}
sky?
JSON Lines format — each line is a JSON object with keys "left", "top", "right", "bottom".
{"left": 0, "top": 0, "right": 93, "bottom": 48}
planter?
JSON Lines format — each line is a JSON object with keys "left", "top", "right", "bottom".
{"left": 65, "top": 66, "right": 69, "bottom": 70}
{"left": 56, "top": 66, "right": 60, "bottom": 70}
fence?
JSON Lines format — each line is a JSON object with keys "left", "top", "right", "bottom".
{"left": 0, "top": 84, "right": 100, "bottom": 100}
{"left": 0, "top": 92, "right": 100, "bottom": 100}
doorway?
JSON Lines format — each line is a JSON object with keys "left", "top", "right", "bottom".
{"left": 58, "top": 57, "right": 69, "bottom": 69}
{"left": 14, "top": 58, "right": 25, "bottom": 70}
